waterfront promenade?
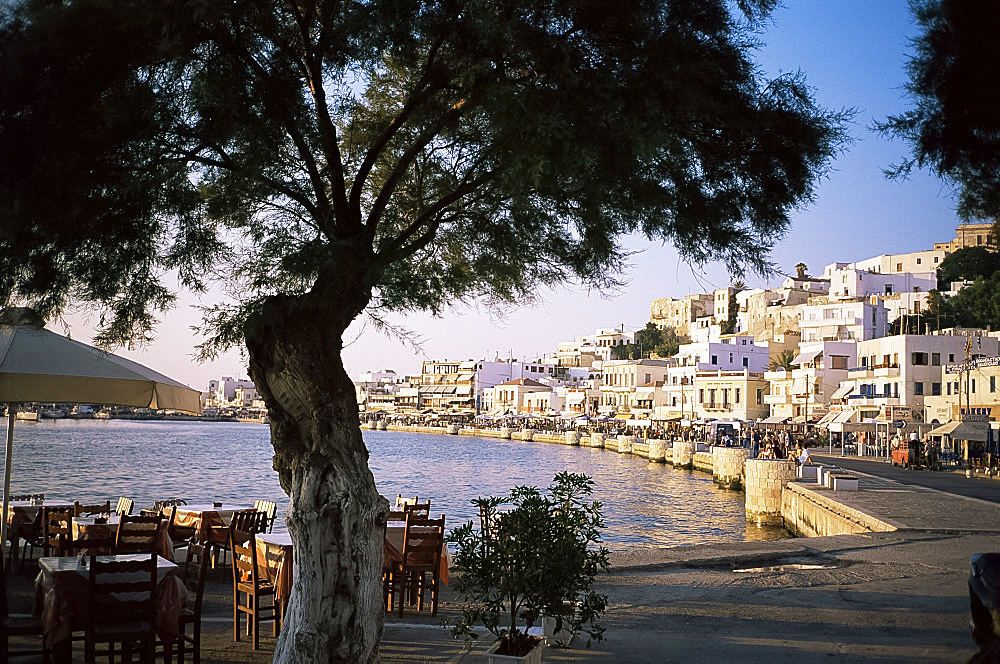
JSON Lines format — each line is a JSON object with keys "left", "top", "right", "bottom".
{"left": 9, "top": 453, "right": 998, "bottom": 662}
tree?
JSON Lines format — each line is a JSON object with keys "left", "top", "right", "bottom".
{"left": 0, "top": 1, "right": 846, "bottom": 661}
{"left": 610, "top": 323, "right": 688, "bottom": 361}
{"left": 877, "top": 0, "right": 1000, "bottom": 220}
{"left": 941, "top": 274, "right": 1000, "bottom": 329}
{"left": 936, "top": 246, "right": 1000, "bottom": 288}
{"left": 768, "top": 349, "right": 796, "bottom": 372}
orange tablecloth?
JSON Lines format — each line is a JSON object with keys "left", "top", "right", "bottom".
{"left": 162, "top": 504, "right": 250, "bottom": 544}
{"left": 384, "top": 523, "right": 450, "bottom": 585}
{"left": 5, "top": 501, "right": 74, "bottom": 544}
{"left": 255, "top": 532, "right": 293, "bottom": 604}
{"left": 34, "top": 554, "right": 186, "bottom": 650}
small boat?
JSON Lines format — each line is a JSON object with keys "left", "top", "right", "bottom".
{"left": 94, "top": 410, "right": 111, "bottom": 419}
{"left": 14, "top": 410, "right": 39, "bottom": 422}
{"left": 40, "top": 409, "right": 67, "bottom": 419}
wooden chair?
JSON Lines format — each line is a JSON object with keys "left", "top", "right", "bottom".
{"left": 386, "top": 510, "right": 406, "bottom": 522}
{"left": 42, "top": 507, "right": 72, "bottom": 557}
{"left": 8, "top": 494, "right": 33, "bottom": 501}
{"left": 230, "top": 528, "right": 278, "bottom": 650}
{"left": 74, "top": 500, "right": 111, "bottom": 517}
{"left": 159, "top": 542, "right": 209, "bottom": 664}
{"left": 253, "top": 500, "right": 277, "bottom": 533}
{"left": 208, "top": 509, "right": 261, "bottom": 567}
{"left": 85, "top": 552, "right": 158, "bottom": 664}
{"left": 389, "top": 514, "right": 446, "bottom": 617}
{"left": 395, "top": 494, "right": 419, "bottom": 508}
{"left": 403, "top": 501, "right": 431, "bottom": 519}
{"left": 8, "top": 507, "right": 44, "bottom": 570}
{"left": 115, "top": 497, "right": 134, "bottom": 516}
{"left": 166, "top": 505, "right": 197, "bottom": 556}
{"left": 114, "top": 514, "right": 163, "bottom": 554}
{"left": 1, "top": 561, "right": 48, "bottom": 662}
{"left": 64, "top": 534, "right": 115, "bottom": 557}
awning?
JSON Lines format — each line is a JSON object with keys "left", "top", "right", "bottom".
{"left": 456, "top": 385, "right": 472, "bottom": 395}
{"left": 457, "top": 372, "right": 475, "bottom": 381}
{"left": 832, "top": 409, "right": 856, "bottom": 424}
{"left": 815, "top": 410, "right": 839, "bottom": 426}
{"left": 633, "top": 389, "right": 655, "bottom": 399}
{"left": 927, "top": 420, "right": 989, "bottom": 441}
{"left": 830, "top": 383, "right": 855, "bottom": 400}
{"left": 759, "top": 415, "right": 790, "bottom": 425}
{"left": 791, "top": 349, "right": 822, "bottom": 366}
{"left": 792, "top": 415, "right": 807, "bottom": 423}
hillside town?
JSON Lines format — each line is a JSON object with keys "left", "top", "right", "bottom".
{"left": 344, "top": 223, "right": 1000, "bottom": 453}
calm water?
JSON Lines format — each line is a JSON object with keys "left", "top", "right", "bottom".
{"left": 4, "top": 420, "right": 788, "bottom": 548}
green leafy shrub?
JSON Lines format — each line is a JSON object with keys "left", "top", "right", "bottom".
{"left": 447, "top": 472, "right": 610, "bottom": 656}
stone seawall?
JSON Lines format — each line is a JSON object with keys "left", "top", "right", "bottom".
{"left": 781, "top": 481, "right": 897, "bottom": 537}
{"left": 693, "top": 452, "right": 713, "bottom": 473}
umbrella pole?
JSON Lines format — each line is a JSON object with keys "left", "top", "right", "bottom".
{"left": 1, "top": 405, "right": 14, "bottom": 556}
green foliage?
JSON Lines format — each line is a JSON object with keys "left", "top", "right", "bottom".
{"left": 1, "top": 0, "right": 848, "bottom": 348}
{"left": 877, "top": 0, "right": 1000, "bottom": 220}
{"left": 936, "top": 247, "right": 1000, "bottom": 287}
{"left": 768, "top": 349, "right": 796, "bottom": 372}
{"left": 610, "top": 323, "right": 688, "bottom": 361}
{"left": 447, "top": 472, "right": 610, "bottom": 651}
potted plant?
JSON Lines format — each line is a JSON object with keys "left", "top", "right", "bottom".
{"left": 447, "top": 472, "right": 610, "bottom": 662}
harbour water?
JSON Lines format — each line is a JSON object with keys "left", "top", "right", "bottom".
{"left": 6, "top": 420, "right": 788, "bottom": 547}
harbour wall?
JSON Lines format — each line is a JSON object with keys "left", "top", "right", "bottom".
{"left": 372, "top": 423, "right": 894, "bottom": 539}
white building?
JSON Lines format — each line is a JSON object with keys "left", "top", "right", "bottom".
{"left": 831, "top": 331, "right": 1000, "bottom": 424}
{"left": 764, "top": 341, "right": 857, "bottom": 422}
{"left": 206, "top": 376, "right": 256, "bottom": 408}
{"left": 798, "top": 299, "right": 888, "bottom": 343}
{"left": 826, "top": 266, "right": 937, "bottom": 300}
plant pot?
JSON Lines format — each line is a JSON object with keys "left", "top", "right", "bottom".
{"left": 485, "top": 637, "right": 544, "bottom": 664}
{"left": 542, "top": 615, "right": 575, "bottom": 646}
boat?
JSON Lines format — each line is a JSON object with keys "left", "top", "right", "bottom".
{"left": 94, "top": 409, "right": 111, "bottom": 419}
{"left": 40, "top": 408, "right": 68, "bottom": 419}
{"left": 14, "top": 410, "right": 39, "bottom": 422}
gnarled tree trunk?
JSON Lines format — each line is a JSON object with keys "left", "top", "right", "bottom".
{"left": 245, "top": 257, "right": 388, "bottom": 663}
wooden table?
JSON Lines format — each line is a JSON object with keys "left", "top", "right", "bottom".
{"left": 256, "top": 531, "right": 293, "bottom": 616}
{"left": 34, "top": 554, "right": 185, "bottom": 660}
{"left": 162, "top": 503, "right": 251, "bottom": 544}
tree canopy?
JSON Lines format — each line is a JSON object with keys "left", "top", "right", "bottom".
{"left": 1, "top": 0, "right": 847, "bottom": 347}
{"left": 936, "top": 246, "right": 1000, "bottom": 287}
{"left": 878, "top": 0, "right": 1000, "bottom": 220}
{"left": 610, "top": 323, "right": 688, "bottom": 361}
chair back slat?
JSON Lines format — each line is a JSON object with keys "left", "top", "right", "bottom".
{"left": 395, "top": 494, "right": 419, "bottom": 508}
{"left": 115, "top": 514, "right": 163, "bottom": 554}
{"left": 43, "top": 507, "right": 72, "bottom": 557}
{"left": 253, "top": 500, "right": 277, "bottom": 532}
{"left": 403, "top": 501, "right": 432, "bottom": 518}
{"left": 183, "top": 543, "right": 210, "bottom": 616}
{"left": 74, "top": 500, "right": 110, "bottom": 517}
{"left": 115, "top": 497, "right": 134, "bottom": 516}
{"left": 387, "top": 510, "right": 406, "bottom": 522}
{"left": 230, "top": 528, "right": 259, "bottom": 585}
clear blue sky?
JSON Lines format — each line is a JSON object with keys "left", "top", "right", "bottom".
{"left": 65, "top": 0, "right": 967, "bottom": 391}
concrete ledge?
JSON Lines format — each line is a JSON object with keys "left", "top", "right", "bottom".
{"left": 782, "top": 481, "right": 899, "bottom": 537}
{"left": 693, "top": 452, "right": 713, "bottom": 473}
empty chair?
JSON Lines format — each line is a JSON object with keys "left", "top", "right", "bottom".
{"left": 42, "top": 507, "right": 72, "bottom": 557}
{"left": 388, "top": 514, "right": 446, "bottom": 616}
{"left": 395, "top": 494, "right": 419, "bottom": 508}
{"left": 160, "top": 542, "right": 209, "bottom": 664}
{"left": 85, "top": 552, "right": 157, "bottom": 664}
{"left": 253, "top": 500, "right": 277, "bottom": 533}
{"left": 403, "top": 501, "right": 432, "bottom": 519}
{"left": 230, "top": 528, "right": 278, "bottom": 650}
{"left": 8, "top": 507, "right": 43, "bottom": 570}
{"left": 166, "top": 505, "right": 197, "bottom": 555}
{"left": 74, "top": 500, "right": 111, "bottom": 517}
{"left": 114, "top": 496, "right": 134, "bottom": 516}
{"left": 8, "top": 494, "right": 33, "bottom": 501}
{"left": 114, "top": 514, "right": 163, "bottom": 554}
{"left": 386, "top": 509, "right": 406, "bottom": 522}
{"left": 1, "top": 560, "right": 48, "bottom": 662}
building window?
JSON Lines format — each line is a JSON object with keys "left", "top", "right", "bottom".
{"left": 916, "top": 258, "right": 922, "bottom": 265}
{"left": 947, "top": 382, "right": 952, "bottom": 395}
{"left": 756, "top": 389, "right": 763, "bottom": 405}
{"left": 699, "top": 389, "right": 704, "bottom": 403}
{"left": 711, "top": 355, "right": 718, "bottom": 365}
{"left": 931, "top": 353, "right": 940, "bottom": 366}
{"left": 949, "top": 354, "right": 955, "bottom": 363}
{"left": 992, "top": 376, "right": 996, "bottom": 393}
{"left": 934, "top": 256, "right": 939, "bottom": 263}
{"left": 885, "top": 285, "right": 893, "bottom": 295}
{"left": 896, "top": 263, "right": 902, "bottom": 272}
{"left": 911, "top": 352, "right": 928, "bottom": 366}
{"left": 736, "top": 388, "right": 741, "bottom": 403}
{"left": 883, "top": 384, "right": 891, "bottom": 397}
{"left": 742, "top": 357, "right": 749, "bottom": 367}
{"left": 932, "top": 382, "right": 941, "bottom": 396}
{"left": 972, "top": 379, "right": 976, "bottom": 393}
{"left": 914, "top": 382, "right": 924, "bottom": 396}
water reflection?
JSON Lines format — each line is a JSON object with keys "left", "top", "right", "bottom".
{"left": 7, "top": 421, "right": 789, "bottom": 548}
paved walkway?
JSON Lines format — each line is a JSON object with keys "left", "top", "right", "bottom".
{"left": 811, "top": 452, "right": 1000, "bottom": 504}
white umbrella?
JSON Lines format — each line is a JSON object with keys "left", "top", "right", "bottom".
{"left": 0, "top": 308, "right": 202, "bottom": 545}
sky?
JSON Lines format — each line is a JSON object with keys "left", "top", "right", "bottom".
{"left": 60, "top": 1, "right": 968, "bottom": 392}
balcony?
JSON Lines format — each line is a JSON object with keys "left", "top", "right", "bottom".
{"left": 847, "top": 395, "right": 900, "bottom": 407}
{"left": 848, "top": 364, "right": 900, "bottom": 378}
